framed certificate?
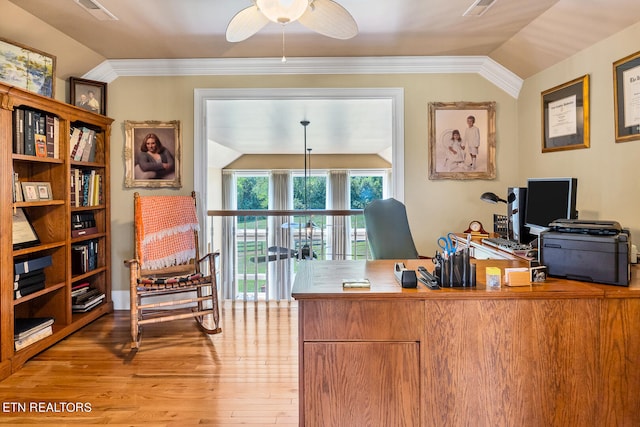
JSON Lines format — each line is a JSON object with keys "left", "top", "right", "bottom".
{"left": 12, "top": 208, "right": 40, "bottom": 249}
{"left": 541, "top": 75, "right": 590, "bottom": 152}
{"left": 613, "top": 50, "right": 640, "bottom": 143}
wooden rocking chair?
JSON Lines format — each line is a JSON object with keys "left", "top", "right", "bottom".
{"left": 125, "top": 192, "right": 221, "bottom": 349}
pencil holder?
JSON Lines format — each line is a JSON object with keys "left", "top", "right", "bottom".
{"left": 439, "top": 248, "right": 475, "bottom": 288}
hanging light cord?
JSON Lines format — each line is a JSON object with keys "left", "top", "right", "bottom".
{"left": 281, "top": 25, "right": 287, "bottom": 63}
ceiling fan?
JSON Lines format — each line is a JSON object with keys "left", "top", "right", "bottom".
{"left": 226, "top": 0, "right": 358, "bottom": 42}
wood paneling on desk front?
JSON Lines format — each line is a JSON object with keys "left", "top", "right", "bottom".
{"left": 292, "top": 259, "right": 640, "bottom": 427}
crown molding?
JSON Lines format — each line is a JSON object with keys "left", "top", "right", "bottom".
{"left": 84, "top": 56, "right": 522, "bottom": 98}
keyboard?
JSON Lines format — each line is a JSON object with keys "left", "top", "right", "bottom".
{"left": 482, "top": 237, "right": 532, "bottom": 253}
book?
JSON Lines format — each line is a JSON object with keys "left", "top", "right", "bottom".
{"left": 14, "top": 281, "right": 45, "bottom": 299}
{"left": 34, "top": 112, "right": 47, "bottom": 157}
{"left": 72, "top": 293, "right": 105, "bottom": 312}
{"left": 35, "top": 133, "right": 47, "bottom": 157}
{"left": 73, "top": 295, "right": 104, "bottom": 312}
{"left": 14, "top": 270, "right": 46, "bottom": 291}
{"left": 71, "top": 288, "right": 90, "bottom": 298}
{"left": 13, "top": 108, "right": 24, "bottom": 154}
{"left": 69, "top": 127, "right": 83, "bottom": 158}
{"left": 74, "top": 127, "right": 92, "bottom": 161}
{"left": 45, "top": 114, "right": 56, "bottom": 158}
{"left": 14, "top": 317, "right": 54, "bottom": 340}
{"left": 13, "top": 171, "right": 23, "bottom": 202}
{"left": 23, "top": 109, "right": 35, "bottom": 156}
{"left": 13, "top": 267, "right": 44, "bottom": 282}
{"left": 53, "top": 116, "right": 60, "bottom": 159}
{"left": 72, "top": 281, "right": 91, "bottom": 290}
{"left": 72, "top": 287, "right": 102, "bottom": 305}
{"left": 14, "top": 325, "right": 53, "bottom": 351}
{"left": 14, "top": 255, "right": 53, "bottom": 275}
{"left": 81, "top": 129, "right": 96, "bottom": 162}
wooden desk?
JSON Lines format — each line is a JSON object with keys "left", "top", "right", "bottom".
{"left": 292, "top": 259, "right": 640, "bottom": 427}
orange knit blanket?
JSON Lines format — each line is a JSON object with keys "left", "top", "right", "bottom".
{"left": 136, "top": 196, "right": 199, "bottom": 270}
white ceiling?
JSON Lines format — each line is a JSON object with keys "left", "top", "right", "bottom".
{"left": 206, "top": 96, "right": 392, "bottom": 156}
{"left": 9, "top": 0, "right": 640, "bottom": 156}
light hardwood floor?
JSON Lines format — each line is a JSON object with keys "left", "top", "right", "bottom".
{"left": 0, "top": 301, "right": 299, "bottom": 426}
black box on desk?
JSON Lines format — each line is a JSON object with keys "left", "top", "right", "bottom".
{"left": 540, "top": 230, "right": 630, "bottom": 286}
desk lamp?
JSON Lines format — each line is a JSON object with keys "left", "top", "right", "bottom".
{"left": 480, "top": 191, "right": 516, "bottom": 238}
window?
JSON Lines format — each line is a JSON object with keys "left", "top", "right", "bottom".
{"left": 350, "top": 173, "right": 384, "bottom": 208}
{"left": 293, "top": 173, "right": 327, "bottom": 210}
{"left": 350, "top": 171, "right": 386, "bottom": 259}
{"left": 235, "top": 173, "right": 268, "bottom": 299}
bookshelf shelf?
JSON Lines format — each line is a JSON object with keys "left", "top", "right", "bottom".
{"left": 1, "top": 82, "right": 113, "bottom": 379}
{"left": 13, "top": 282, "right": 66, "bottom": 306}
{"left": 13, "top": 154, "right": 64, "bottom": 164}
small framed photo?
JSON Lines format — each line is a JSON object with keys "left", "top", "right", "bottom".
{"left": 124, "top": 120, "right": 182, "bottom": 188}
{"left": 21, "top": 182, "right": 39, "bottom": 201}
{"left": 70, "top": 77, "right": 107, "bottom": 115}
{"left": 428, "top": 101, "right": 496, "bottom": 180}
{"left": 541, "top": 75, "right": 590, "bottom": 152}
{"left": 0, "top": 37, "right": 56, "bottom": 98}
{"left": 21, "top": 182, "right": 52, "bottom": 201}
{"left": 36, "top": 182, "right": 52, "bottom": 200}
{"left": 613, "top": 51, "right": 640, "bottom": 143}
{"left": 530, "top": 266, "right": 548, "bottom": 283}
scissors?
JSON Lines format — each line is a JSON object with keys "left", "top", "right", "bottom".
{"left": 437, "top": 232, "right": 457, "bottom": 256}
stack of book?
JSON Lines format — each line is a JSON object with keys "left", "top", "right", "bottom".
{"left": 71, "top": 239, "right": 99, "bottom": 275}
{"left": 70, "top": 167, "right": 102, "bottom": 207}
{"left": 14, "top": 317, "right": 54, "bottom": 351}
{"left": 14, "top": 255, "right": 52, "bottom": 300}
{"left": 13, "top": 107, "right": 60, "bottom": 159}
{"left": 71, "top": 212, "right": 97, "bottom": 238}
{"left": 72, "top": 283, "right": 105, "bottom": 312}
{"left": 69, "top": 125, "right": 97, "bottom": 162}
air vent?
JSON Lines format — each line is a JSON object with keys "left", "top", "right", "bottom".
{"left": 74, "top": 0, "right": 118, "bottom": 21}
{"left": 463, "top": 0, "right": 497, "bottom": 17}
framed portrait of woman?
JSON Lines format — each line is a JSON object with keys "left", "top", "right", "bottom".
{"left": 124, "top": 120, "right": 182, "bottom": 188}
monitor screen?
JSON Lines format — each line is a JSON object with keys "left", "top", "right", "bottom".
{"left": 525, "top": 177, "right": 577, "bottom": 233}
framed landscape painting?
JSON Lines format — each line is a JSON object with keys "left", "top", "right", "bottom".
{"left": 0, "top": 38, "right": 55, "bottom": 98}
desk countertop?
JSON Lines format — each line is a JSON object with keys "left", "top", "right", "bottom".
{"left": 291, "top": 259, "right": 640, "bottom": 300}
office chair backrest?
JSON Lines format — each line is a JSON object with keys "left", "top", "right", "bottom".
{"left": 364, "top": 198, "right": 419, "bottom": 259}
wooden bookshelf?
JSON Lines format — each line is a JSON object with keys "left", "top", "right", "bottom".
{"left": 0, "top": 83, "right": 113, "bottom": 379}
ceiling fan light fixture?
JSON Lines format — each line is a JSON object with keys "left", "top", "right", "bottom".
{"left": 256, "top": 0, "right": 309, "bottom": 24}
{"left": 463, "top": 0, "right": 497, "bottom": 17}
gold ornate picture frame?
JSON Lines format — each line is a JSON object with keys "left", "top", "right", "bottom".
{"left": 124, "top": 120, "right": 182, "bottom": 188}
{"left": 428, "top": 101, "right": 496, "bottom": 180}
{"left": 613, "top": 51, "right": 640, "bottom": 143}
{"left": 541, "top": 75, "right": 590, "bottom": 152}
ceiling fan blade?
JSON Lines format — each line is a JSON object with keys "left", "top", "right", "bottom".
{"left": 226, "top": 5, "right": 270, "bottom": 42}
{"left": 268, "top": 246, "right": 296, "bottom": 256}
{"left": 298, "top": 0, "right": 358, "bottom": 40}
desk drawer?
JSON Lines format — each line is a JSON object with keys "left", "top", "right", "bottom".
{"left": 301, "top": 299, "right": 423, "bottom": 341}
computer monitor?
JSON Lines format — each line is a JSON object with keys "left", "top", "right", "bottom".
{"left": 525, "top": 177, "right": 578, "bottom": 235}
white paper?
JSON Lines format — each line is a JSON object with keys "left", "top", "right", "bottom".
{"left": 548, "top": 95, "right": 577, "bottom": 138}
{"left": 623, "top": 65, "right": 640, "bottom": 128}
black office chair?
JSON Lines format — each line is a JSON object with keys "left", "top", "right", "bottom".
{"left": 364, "top": 198, "right": 426, "bottom": 259}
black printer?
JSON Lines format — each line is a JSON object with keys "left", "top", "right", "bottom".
{"left": 540, "top": 219, "right": 630, "bottom": 286}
